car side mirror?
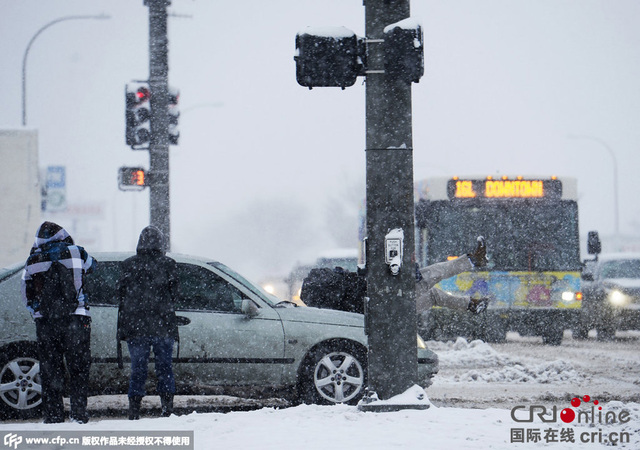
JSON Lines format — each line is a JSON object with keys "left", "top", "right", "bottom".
{"left": 241, "top": 299, "right": 260, "bottom": 318}
{"left": 587, "top": 231, "right": 601, "bottom": 256}
{"left": 581, "top": 271, "right": 594, "bottom": 281}
{"left": 175, "top": 315, "right": 191, "bottom": 326}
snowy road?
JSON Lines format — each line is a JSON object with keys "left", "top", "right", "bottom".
{"left": 77, "top": 329, "right": 638, "bottom": 416}
{"left": 4, "top": 330, "right": 638, "bottom": 422}
{"left": 427, "top": 330, "right": 640, "bottom": 409}
{"left": 2, "top": 331, "right": 638, "bottom": 450}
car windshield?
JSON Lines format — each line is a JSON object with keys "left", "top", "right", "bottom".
{"left": 208, "top": 261, "right": 277, "bottom": 306}
{"left": 600, "top": 259, "right": 640, "bottom": 279}
{"left": 421, "top": 200, "right": 582, "bottom": 271}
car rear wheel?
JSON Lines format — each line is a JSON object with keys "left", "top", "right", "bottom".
{"left": 299, "top": 343, "right": 367, "bottom": 405}
{"left": 541, "top": 325, "right": 564, "bottom": 346}
{"left": 595, "top": 305, "right": 616, "bottom": 341}
{"left": 0, "top": 344, "right": 42, "bottom": 419}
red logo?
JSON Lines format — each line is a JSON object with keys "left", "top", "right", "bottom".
{"left": 560, "top": 395, "right": 601, "bottom": 423}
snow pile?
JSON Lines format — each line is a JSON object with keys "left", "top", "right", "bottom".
{"left": 430, "top": 337, "right": 512, "bottom": 368}
{"left": 453, "top": 359, "right": 580, "bottom": 384}
{"left": 2, "top": 402, "right": 638, "bottom": 450}
{"left": 431, "top": 337, "right": 585, "bottom": 384}
{"left": 359, "top": 384, "right": 433, "bottom": 410}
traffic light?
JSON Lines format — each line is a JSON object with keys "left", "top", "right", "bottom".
{"left": 383, "top": 20, "right": 424, "bottom": 83}
{"left": 295, "top": 27, "right": 362, "bottom": 89}
{"left": 168, "top": 87, "right": 180, "bottom": 145}
{"left": 125, "top": 83, "right": 151, "bottom": 149}
{"left": 118, "top": 167, "right": 146, "bottom": 191}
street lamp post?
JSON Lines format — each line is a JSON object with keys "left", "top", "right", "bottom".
{"left": 568, "top": 134, "right": 620, "bottom": 237}
{"left": 21, "top": 13, "right": 110, "bottom": 126}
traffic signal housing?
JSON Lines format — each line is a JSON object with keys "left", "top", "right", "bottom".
{"left": 383, "top": 19, "right": 424, "bottom": 84}
{"left": 118, "top": 167, "right": 147, "bottom": 191}
{"left": 295, "top": 27, "right": 363, "bottom": 89}
{"left": 168, "top": 87, "right": 180, "bottom": 145}
{"left": 125, "top": 83, "right": 151, "bottom": 149}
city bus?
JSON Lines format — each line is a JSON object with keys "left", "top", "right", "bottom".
{"left": 414, "top": 176, "right": 583, "bottom": 345}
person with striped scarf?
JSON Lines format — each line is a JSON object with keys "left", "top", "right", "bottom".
{"left": 21, "top": 221, "right": 96, "bottom": 423}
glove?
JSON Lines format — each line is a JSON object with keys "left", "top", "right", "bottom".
{"left": 468, "top": 297, "right": 489, "bottom": 314}
{"left": 468, "top": 236, "right": 488, "bottom": 268}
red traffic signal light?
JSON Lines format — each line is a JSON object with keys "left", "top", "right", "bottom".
{"left": 118, "top": 167, "right": 147, "bottom": 191}
{"left": 125, "top": 83, "right": 151, "bottom": 148}
{"left": 136, "top": 87, "right": 150, "bottom": 102}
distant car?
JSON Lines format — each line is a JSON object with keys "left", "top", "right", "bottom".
{"left": 0, "top": 252, "right": 438, "bottom": 419}
{"left": 577, "top": 253, "right": 640, "bottom": 340}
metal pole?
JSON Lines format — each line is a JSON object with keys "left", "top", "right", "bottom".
{"left": 146, "top": 0, "right": 172, "bottom": 249}
{"left": 21, "top": 14, "right": 110, "bottom": 126}
{"left": 568, "top": 135, "right": 619, "bottom": 237}
{"left": 364, "top": 0, "right": 418, "bottom": 401}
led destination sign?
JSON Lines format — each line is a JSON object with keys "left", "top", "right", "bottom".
{"left": 447, "top": 178, "right": 562, "bottom": 200}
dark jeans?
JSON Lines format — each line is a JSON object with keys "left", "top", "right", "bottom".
{"left": 35, "top": 315, "right": 91, "bottom": 422}
{"left": 127, "top": 337, "right": 176, "bottom": 397}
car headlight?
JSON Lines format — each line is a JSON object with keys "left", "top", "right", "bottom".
{"left": 608, "top": 289, "right": 629, "bottom": 306}
{"left": 262, "top": 284, "right": 276, "bottom": 295}
{"left": 417, "top": 334, "right": 427, "bottom": 349}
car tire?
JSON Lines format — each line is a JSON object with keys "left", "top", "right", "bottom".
{"left": 298, "top": 343, "right": 367, "bottom": 406}
{"left": 0, "top": 343, "right": 43, "bottom": 420}
{"left": 596, "top": 319, "right": 616, "bottom": 341}
{"left": 477, "top": 314, "right": 507, "bottom": 343}
{"left": 572, "top": 325, "right": 589, "bottom": 340}
{"left": 595, "top": 305, "right": 616, "bottom": 341}
{"left": 541, "top": 326, "right": 564, "bottom": 346}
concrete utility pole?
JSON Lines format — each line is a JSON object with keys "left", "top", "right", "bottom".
{"left": 145, "top": 0, "right": 172, "bottom": 249}
{"left": 364, "top": 0, "right": 418, "bottom": 401}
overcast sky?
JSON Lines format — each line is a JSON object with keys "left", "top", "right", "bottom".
{"left": 1, "top": 0, "right": 639, "bottom": 281}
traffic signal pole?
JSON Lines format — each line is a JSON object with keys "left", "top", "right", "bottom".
{"left": 363, "top": 0, "right": 419, "bottom": 403}
{"left": 146, "top": 0, "right": 171, "bottom": 249}
{"left": 294, "top": 0, "right": 423, "bottom": 408}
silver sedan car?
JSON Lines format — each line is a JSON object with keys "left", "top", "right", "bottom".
{"left": 0, "top": 252, "right": 438, "bottom": 419}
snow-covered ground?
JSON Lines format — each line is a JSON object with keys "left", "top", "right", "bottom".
{"left": 2, "top": 396, "right": 638, "bottom": 449}
{"left": 2, "top": 332, "right": 638, "bottom": 449}
{"left": 428, "top": 331, "right": 640, "bottom": 410}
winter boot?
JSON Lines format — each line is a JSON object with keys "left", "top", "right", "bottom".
{"left": 160, "top": 393, "right": 174, "bottom": 417}
{"left": 70, "top": 395, "right": 89, "bottom": 424}
{"left": 468, "top": 236, "right": 488, "bottom": 268}
{"left": 128, "top": 396, "right": 143, "bottom": 420}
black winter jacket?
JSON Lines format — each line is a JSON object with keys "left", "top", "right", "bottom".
{"left": 117, "top": 226, "right": 180, "bottom": 340}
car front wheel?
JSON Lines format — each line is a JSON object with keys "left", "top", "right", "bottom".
{"left": 0, "top": 343, "right": 42, "bottom": 419}
{"left": 299, "top": 343, "right": 367, "bottom": 405}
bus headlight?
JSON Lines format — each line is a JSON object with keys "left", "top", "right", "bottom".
{"left": 561, "top": 291, "right": 576, "bottom": 302}
{"left": 608, "top": 290, "right": 629, "bottom": 306}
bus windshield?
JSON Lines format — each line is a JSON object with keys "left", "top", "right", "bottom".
{"left": 420, "top": 200, "right": 582, "bottom": 272}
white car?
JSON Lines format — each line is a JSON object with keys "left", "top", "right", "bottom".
{"left": 0, "top": 252, "right": 438, "bottom": 419}
{"left": 578, "top": 253, "right": 640, "bottom": 339}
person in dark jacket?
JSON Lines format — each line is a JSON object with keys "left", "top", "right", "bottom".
{"left": 117, "top": 226, "right": 180, "bottom": 420}
{"left": 21, "top": 221, "right": 96, "bottom": 424}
